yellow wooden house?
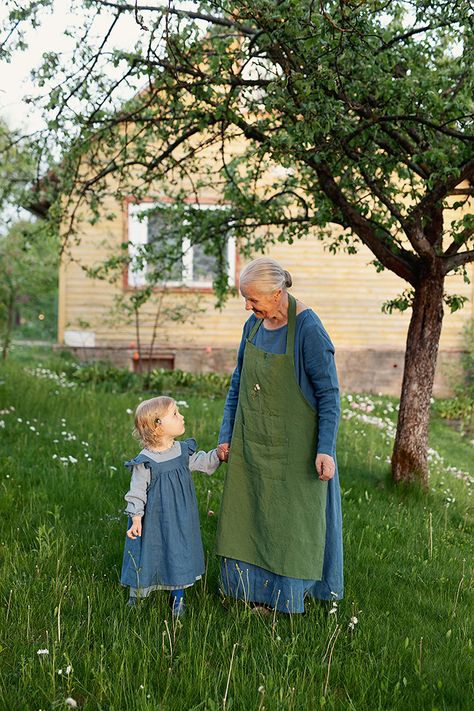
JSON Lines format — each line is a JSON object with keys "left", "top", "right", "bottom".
{"left": 58, "top": 182, "right": 473, "bottom": 397}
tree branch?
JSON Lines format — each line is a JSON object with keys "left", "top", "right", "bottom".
{"left": 409, "top": 157, "right": 474, "bottom": 227}
{"left": 376, "top": 23, "right": 448, "bottom": 53}
{"left": 445, "top": 227, "right": 474, "bottom": 256}
{"left": 377, "top": 114, "right": 474, "bottom": 142}
{"left": 92, "top": 1, "right": 258, "bottom": 35}
{"left": 312, "top": 161, "right": 419, "bottom": 285}
{"left": 442, "top": 249, "right": 474, "bottom": 274}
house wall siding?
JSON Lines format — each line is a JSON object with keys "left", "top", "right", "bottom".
{"left": 58, "top": 195, "right": 473, "bottom": 395}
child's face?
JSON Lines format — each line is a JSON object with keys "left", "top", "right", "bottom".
{"left": 158, "top": 402, "right": 185, "bottom": 438}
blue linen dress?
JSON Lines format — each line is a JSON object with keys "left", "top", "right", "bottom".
{"left": 218, "top": 309, "right": 343, "bottom": 612}
{"left": 121, "top": 439, "right": 206, "bottom": 596}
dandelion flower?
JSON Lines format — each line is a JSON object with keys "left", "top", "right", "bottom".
{"left": 65, "top": 698, "right": 77, "bottom": 708}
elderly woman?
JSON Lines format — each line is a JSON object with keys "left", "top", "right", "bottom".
{"left": 216, "top": 257, "right": 342, "bottom": 613}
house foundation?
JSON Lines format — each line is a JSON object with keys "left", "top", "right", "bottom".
{"left": 57, "top": 344, "right": 464, "bottom": 398}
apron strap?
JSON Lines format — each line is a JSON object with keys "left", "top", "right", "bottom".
{"left": 286, "top": 293, "right": 296, "bottom": 357}
{"left": 247, "top": 316, "right": 263, "bottom": 341}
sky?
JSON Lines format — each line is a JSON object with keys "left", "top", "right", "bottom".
{"left": 0, "top": 0, "right": 157, "bottom": 229}
{"left": 0, "top": 0, "right": 162, "bottom": 133}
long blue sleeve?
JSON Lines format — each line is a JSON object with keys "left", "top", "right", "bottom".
{"left": 298, "top": 315, "right": 340, "bottom": 457}
{"left": 218, "top": 322, "right": 250, "bottom": 443}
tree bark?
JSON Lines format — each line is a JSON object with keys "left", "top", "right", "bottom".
{"left": 391, "top": 263, "right": 445, "bottom": 488}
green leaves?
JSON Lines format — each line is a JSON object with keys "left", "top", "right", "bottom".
{"left": 443, "top": 294, "right": 468, "bottom": 313}
{"left": 2, "top": 0, "right": 473, "bottom": 307}
{"left": 382, "top": 289, "right": 415, "bottom": 314}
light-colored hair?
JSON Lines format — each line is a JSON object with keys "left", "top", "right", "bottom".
{"left": 239, "top": 257, "right": 292, "bottom": 294}
{"left": 133, "top": 396, "right": 175, "bottom": 448}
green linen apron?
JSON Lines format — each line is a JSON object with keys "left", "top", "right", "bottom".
{"left": 216, "top": 294, "right": 328, "bottom": 580}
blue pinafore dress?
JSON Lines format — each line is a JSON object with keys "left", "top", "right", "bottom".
{"left": 120, "top": 439, "right": 205, "bottom": 592}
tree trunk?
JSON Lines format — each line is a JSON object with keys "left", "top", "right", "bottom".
{"left": 391, "top": 265, "right": 445, "bottom": 488}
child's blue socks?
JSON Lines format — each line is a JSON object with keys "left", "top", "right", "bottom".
{"left": 170, "top": 588, "right": 185, "bottom": 617}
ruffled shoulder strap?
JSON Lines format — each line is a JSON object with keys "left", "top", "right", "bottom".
{"left": 124, "top": 451, "right": 152, "bottom": 470}
{"left": 182, "top": 438, "right": 197, "bottom": 456}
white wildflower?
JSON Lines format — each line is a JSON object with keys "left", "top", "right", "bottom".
{"left": 68, "top": 456, "right": 78, "bottom": 464}
{"left": 348, "top": 618, "right": 358, "bottom": 631}
{"left": 126, "top": 408, "right": 133, "bottom": 415}
{"left": 65, "top": 698, "right": 77, "bottom": 708}
{"left": 37, "top": 648, "right": 49, "bottom": 655}
{"left": 110, "top": 466, "right": 117, "bottom": 471}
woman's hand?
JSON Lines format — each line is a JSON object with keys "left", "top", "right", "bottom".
{"left": 315, "top": 453, "right": 335, "bottom": 481}
{"left": 127, "top": 516, "right": 142, "bottom": 539}
{"left": 217, "top": 443, "right": 230, "bottom": 462}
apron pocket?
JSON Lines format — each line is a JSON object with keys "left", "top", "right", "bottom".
{"left": 243, "top": 425, "right": 288, "bottom": 481}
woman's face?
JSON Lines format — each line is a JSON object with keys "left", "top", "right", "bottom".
{"left": 241, "top": 284, "right": 282, "bottom": 319}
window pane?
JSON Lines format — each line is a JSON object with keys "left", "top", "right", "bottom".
{"left": 147, "top": 212, "right": 183, "bottom": 282}
{"left": 191, "top": 243, "right": 218, "bottom": 283}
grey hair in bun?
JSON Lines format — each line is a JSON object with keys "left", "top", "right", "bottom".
{"left": 239, "top": 257, "right": 293, "bottom": 294}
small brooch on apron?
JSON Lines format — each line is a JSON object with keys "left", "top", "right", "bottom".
{"left": 252, "top": 383, "right": 261, "bottom": 399}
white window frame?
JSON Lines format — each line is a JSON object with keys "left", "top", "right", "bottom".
{"left": 127, "top": 201, "right": 236, "bottom": 289}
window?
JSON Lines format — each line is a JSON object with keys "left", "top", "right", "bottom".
{"left": 127, "top": 202, "right": 236, "bottom": 289}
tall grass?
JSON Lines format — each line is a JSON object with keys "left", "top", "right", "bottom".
{"left": 0, "top": 353, "right": 473, "bottom": 710}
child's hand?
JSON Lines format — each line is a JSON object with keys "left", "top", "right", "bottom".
{"left": 217, "top": 443, "right": 230, "bottom": 462}
{"left": 127, "top": 516, "right": 142, "bottom": 539}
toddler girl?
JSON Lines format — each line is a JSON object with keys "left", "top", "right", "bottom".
{"left": 121, "top": 396, "right": 224, "bottom": 615}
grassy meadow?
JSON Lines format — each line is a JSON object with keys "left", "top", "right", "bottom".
{"left": 0, "top": 347, "right": 473, "bottom": 710}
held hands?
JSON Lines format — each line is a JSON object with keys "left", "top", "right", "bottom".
{"left": 316, "top": 453, "right": 336, "bottom": 482}
{"left": 127, "top": 516, "right": 142, "bottom": 539}
{"left": 217, "top": 443, "right": 230, "bottom": 462}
